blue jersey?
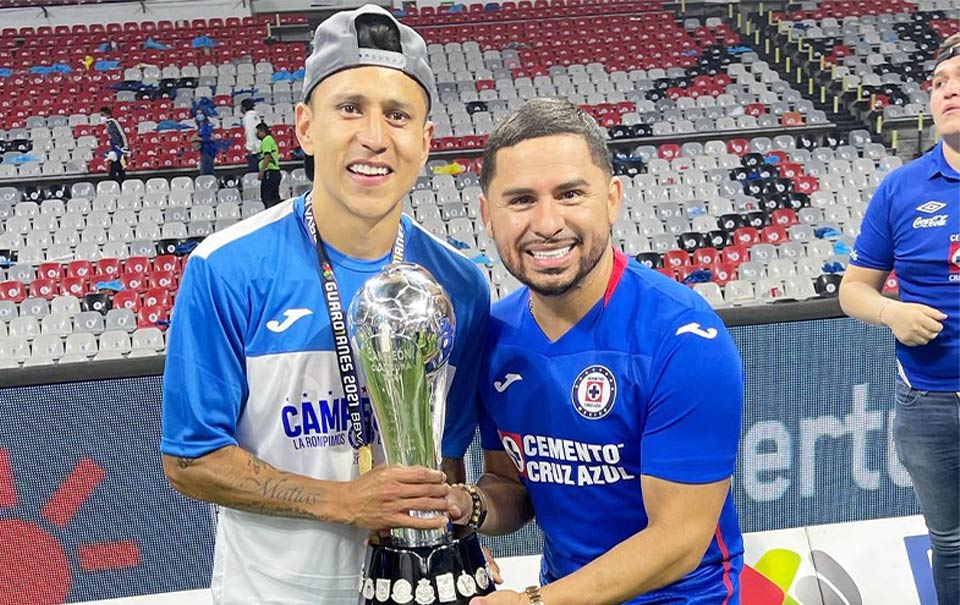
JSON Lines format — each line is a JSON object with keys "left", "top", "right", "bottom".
{"left": 479, "top": 252, "right": 743, "bottom": 605}
{"left": 197, "top": 120, "right": 217, "bottom": 156}
{"left": 161, "top": 194, "right": 489, "bottom": 604}
{"left": 851, "top": 141, "right": 960, "bottom": 391}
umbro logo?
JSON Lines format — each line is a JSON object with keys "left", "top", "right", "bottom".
{"left": 493, "top": 373, "right": 523, "bottom": 393}
{"left": 917, "top": 201, "right": 947, "bottom": 214}
{"left": 266, "top": 308, "right": 313, "bottom": 333}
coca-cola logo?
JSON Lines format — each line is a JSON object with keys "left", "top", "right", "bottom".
{"left": 912, "top": 215, "right": 948, "bottom": 229}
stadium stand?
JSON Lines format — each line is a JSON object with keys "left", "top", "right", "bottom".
{"left": 0, "top": 0, "right": 947, "bottom": 369}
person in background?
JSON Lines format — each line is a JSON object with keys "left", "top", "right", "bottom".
{"left": 100, "top": 106, "right": 128, "bottom": 182}
{"left": 839, "top": 32, "right": 960, "bottom": 605}
{"left": 192, "top": 107, "right": 217, "bottom": 176}
{"left": 256, "top": 122, "right": 282, "bottom": 207}
{"left": 242, "top": 98, "right": 261, "bottom": 173}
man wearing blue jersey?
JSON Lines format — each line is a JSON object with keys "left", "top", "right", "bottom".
{"left": 839, "top": 32, "right": 960, "bottom": 605}
{"left": 160, "top": 6, "right": 490, "bottom": 604}
{"left": 448, "top": 98, "right": 744, "bottom": 605}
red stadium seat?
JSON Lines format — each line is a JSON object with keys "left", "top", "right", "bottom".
{"left": 733, "top": 227, "right": 761, "bottom": 247}
{"left": 793, "top": 176, "right": 820, "bottom": 194}
{"left": 727, "top": 138, "right": 750, "bottom": 156}
{"left": 29, "top": 278, "right": 58, "bottom": 300}
{"left": 95, "top": 258, "right": 122, "bottom": 278}
{"left": 761, "top": 225, "right": 789, "bottom": 245}
{"left": 711, "top": 263, "right": 737, "bottom": 286}
{"left": 152, "top": 255, "right": 179, "bottom": 273}
{"left": 138, "top": 305, "right": 169, "bottom": 329}
{"left": 120, "top": 273, "right": 147, "bottom": 292}
{"left": 124, "top": 256, "right": 151, "bottom": 275}
{"left": 662, "top": 249, "right": 690, "bottom": 269}
{"left": 658, "top": 144, "right": 681, "bottom": 160}
{"left": 692, "top": 247, "right": 719, "bottom": 267}
{"left": 60, "top": 277, "right": 88, "bottom": 298}
{"left": 148, "top": 271, "right": 176, "bottom": 291}
{"left": 771, "top": 209, "right": 799, "bottom": 227}
{"left": 142, "top": 288, "right": 171, "bottom": 309}
{"left": 113, "top": 290, "right": 141, "bottom": 312}
{"left": 66, "top": 260, "right": 94, "bottom": 279}
{"left": 36, "top": 262, "right": 62, "bottom": 281}
{"left": 0, "top": 280, "right": 26, "bottom": 303}
{"left": 777, "top": 163, "right": 803, "bottom": 179}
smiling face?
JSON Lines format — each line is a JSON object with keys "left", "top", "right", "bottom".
{"left": 294, "top": 65, "right": 433, "bottom": 223}
{"left": 480, "top": 134, "right": 622, "bottom": 297}
{"left": 932, "top": 50, "right": 960, "bottom": 138}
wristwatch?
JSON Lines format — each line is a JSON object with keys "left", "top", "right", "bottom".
{"left": 452, "top": 482, "right": 488, "bottom": 529}
{"left": 524, "top": 585, "right": 545, "bottom": 605}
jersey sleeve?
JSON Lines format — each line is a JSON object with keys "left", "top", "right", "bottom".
{"left": 641, "top": 310, "right": 743, "bottom": 483}
{"left": 161, "top": 254, "right": 249, "bottom": 458}
{"left": 850, "top": 178, "right": 894, "bottom": 271}
{"left": 478, "top": 401, "right": 504, "bottom": 451}
{"left": 441, "top": 273, "right": 491, "bottom": 459}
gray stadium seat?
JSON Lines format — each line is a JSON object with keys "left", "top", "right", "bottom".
{"left": 98, "top": 330, "right": 131, "bottom": 355}
{"left": 130, "top": 327, "right": 165, "bottom": 354}
{"left": 105, "top": 309, "right": 137, "bottom": 332}
{"left": 41, "top": 313, "right": 73, "bottom": 336}
{"left": 31, "top": 334, "right": 64, "bottom": 361}
{"left": 74, "top": 311, "right": 105, "bottom": 334}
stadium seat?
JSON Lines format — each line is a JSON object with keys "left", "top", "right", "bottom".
{"left": 74, "top": 311, "right": 106, "bottom": 334}
{"left": 130, "top": 327, "right": 165, "bottom": 355}
{"left": 63, "top": 332, "right": 98, "bottom": 358}
{"left": 99, "top": 330, "right": 132, "bottom": 355}
{"left": 138, "top": 305, "right": 168, "bottom": 329}
{"left": 105, "top": 308, "right": 138, "bottom": 332}
{"left": 31, "top": 334, "right": 64, "bottom": 361}
{"left": 41, "top": 314, "right": 73, "bottom": 337}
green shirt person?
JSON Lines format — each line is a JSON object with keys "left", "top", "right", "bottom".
{"left": 257, "top": 123, "right": 280, "bottom": 179}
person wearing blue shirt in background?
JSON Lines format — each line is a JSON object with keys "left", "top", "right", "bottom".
{"left": 192, "top": 107, "right": 218, "bottom": 176}
{"left": 839, "top": 32, "right": 960, "bottom": 605}
{"left": 160, "top": 6, "right": 491, "bottom": 604}
{"left": 447, "top": 98, "right": 744, "bottom": 605}
{"left": 100, "top": 106, "right": 128, "bottom": 182}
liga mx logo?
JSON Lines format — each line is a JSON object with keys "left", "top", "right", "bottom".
{"left": 571, "top": 365, "right": 617, "bottom": 420}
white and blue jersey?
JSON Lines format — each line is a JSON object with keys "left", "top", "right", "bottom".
{"left": 851, "top": 141, "right": 960, "bottom": 391}
{"left": 161, "top": 194, "right": 490, "bottom": 604}
{"left": 479, "top": 251, "right": 744, "bottom": 604}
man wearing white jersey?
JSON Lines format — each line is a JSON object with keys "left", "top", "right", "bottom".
{"left": 160, "top": 6, "right": 490, "bottom": 603}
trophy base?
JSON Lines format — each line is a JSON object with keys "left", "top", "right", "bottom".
{"left": 359, "top": 531, "right": 495, "bottom": 604}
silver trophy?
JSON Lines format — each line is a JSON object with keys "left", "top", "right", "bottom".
{"left": 348, "top": 263, "right": 494, "bottom": 605}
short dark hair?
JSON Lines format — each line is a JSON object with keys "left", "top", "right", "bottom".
{"left": 256, "top": 122, "right": 270, "bottom": 134}
{"left": 100, "top": 106, "right": 112, "bottom": 116}
{"left": 355, "top": 13, "right": 402, "bottom": 53}
{"left": 480, "top": 98, "right": 612, "bottom": 193}
{"left": 241, "top": 98, "right": 255, "bottom": 112}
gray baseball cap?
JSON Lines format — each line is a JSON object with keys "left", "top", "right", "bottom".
{"left": 302, "top": 4, "right": 435, "bottom": 109}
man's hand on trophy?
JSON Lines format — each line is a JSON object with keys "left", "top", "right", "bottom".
{"left": 342, "top": 465, "right": 453, "bottom": 530}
